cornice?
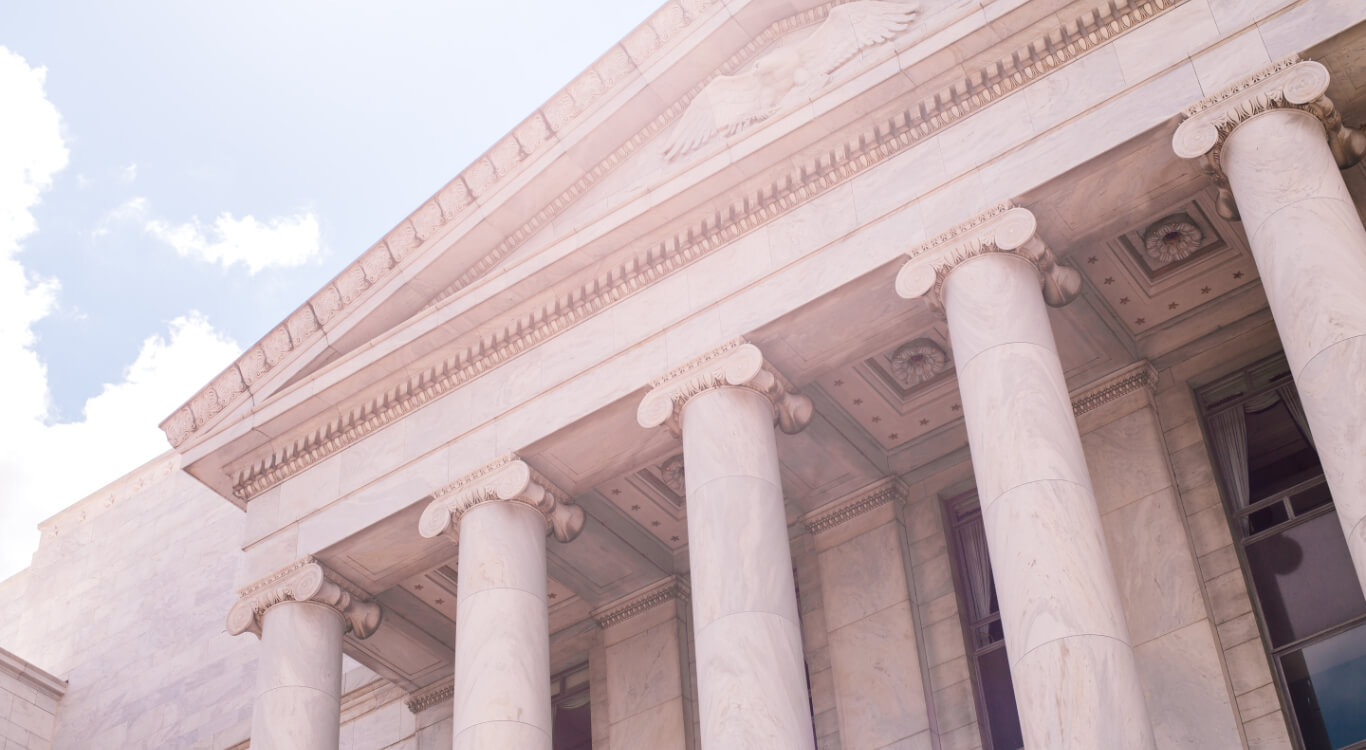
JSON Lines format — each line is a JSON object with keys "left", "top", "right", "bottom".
{"left": 225, "top": 557, "right": 382, "bottom": 639}
{"left": 1174, "top": 56, "right": 1366, "bottom": 220}
{"left": 406, "top": 678, "right": 454, "bottom": 714}
{"left": 418, "top": 456, "right": 585, "bottom": 543}
{"left": 804, "top": 477, "right": 906, "bottom": 535}
{"left": 1070, "top": 360, "right": 1159, "bottom": 416}
{"left": 592, "top": 577, "right": 691, "bottom": 629}
{"left": 895, "top": 204, "right": 1080, "bottom": 315}
{"left": 221, "top": 0, "right": 1181, "bottom": 502}
{"left": 0, "top": 647, "right": 66, "bottom": 700}
{"left": 637, "top": 339, "right": 813, "bottom": 436}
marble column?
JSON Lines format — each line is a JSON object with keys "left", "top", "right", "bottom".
{"left": 897, "top": 205, "right": 1157, "bottom": 748}
{"left": 638, "top": 341, "right": 816, "bottom": 749}
{"left": 1175, "top": 57, "right": 1366, "bottom": 589}
{"left": 418, "top": 456, "right": 586, "bottom": 750}
{"left": 226, "top": 557, "right": 382, "bottom": 750}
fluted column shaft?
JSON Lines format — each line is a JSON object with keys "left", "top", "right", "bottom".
{"left": 451, "top": 501, "right": 553, "bottom": 750}
{"left": 681, "top": 386, "right": 815, "bottom": 749}
{"left": 250, "top": 602, "right": 345, "bottom": 750}
{"left": 944, "top": 252, "right": 1156, "bottom": 748}
{"left": 1221, "top": 107, "right": 1366, "bottom": 588}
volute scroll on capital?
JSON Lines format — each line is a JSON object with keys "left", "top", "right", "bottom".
{"left": 418, "top": 456, "right": 586, "bottom": 543}
{"left": 1173, "top": 56, "right": 1366, "bottom": 220}
{"left": 226, "top": 557, "right": 382, "bottom": 639}
{"left": 895, "top": 204, "right": 1081, "bottom": 316}
{"left": 636, "top": 339, "right": 814, "bottom": 437}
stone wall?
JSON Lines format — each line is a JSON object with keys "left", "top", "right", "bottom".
{"left": 0, "top": 647, "right": 65, "bottom": 750}
{"left": 0, "top": 453, "right": 259, "bottom": 749}
{"left": 1150, "top": 318, "right": 1296, "bottom": 748}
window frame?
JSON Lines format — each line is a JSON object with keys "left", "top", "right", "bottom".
{"left": 1196, "top": 355, "right": 1366, "bottom": 750}
{"left": 941, "top": 490, "right": 1019, "bottom": 750}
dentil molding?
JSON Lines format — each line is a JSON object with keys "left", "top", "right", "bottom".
{"left": 895, "top": 203, "right": 1080, "bottom": 315}
{"left": 804, "top": 477, "right": 907, "bottom": 535}
{"left": 418, "top": 456, "right": 585, "bottom": 543}
{"left": 637, "top": 339, "right": 813, "bottom": 436}
{"left": 592, "top": 576, "right": 691, "bottom": 630}
{"left": 1070, "top": 360, "right": 1159, "bottom": 416}
{"left": 226, "top": 557, "right": 381, "bottom": 639}
{"left": 1173, "top": 56, "right": 1366, "bottom": 220}
{"left": 218, "top": 0, "right": 1181, "bottom": 503}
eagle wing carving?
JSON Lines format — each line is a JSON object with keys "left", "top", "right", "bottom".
{"left": 662, "top": 1, "right": 918, "bottom": 161}
{"left": 663, "top": 71, "right": 772, "bottom": 162}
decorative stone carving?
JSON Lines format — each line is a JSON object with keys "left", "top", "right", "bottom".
{"left": 164, "top": 0, "right": 1180, "bottom": 454}
{"left": 888, "top": 339, "right": 949, "bottom": 387}
{"left": 1070, "top": 361, "right": 1159, "bottom": 417}
{"left": 636, "top": 339, "right": 814, "bottom": 436}
{"left": 1173, "top": 56, "right": 1366, "bottom": 220}
{"left": 591, "top": 577, "right": 690, "bottom": 629}
{"left": 895, "top": 203, "right": 1081, "bottom": 315}
{"left": 226, "top": 557, "right": 381, "bottom": 639}
{"left": 658, "top": 454, "right": 686, "bottom": 496}
{"left": 405, "top": 679, "right": 455, "bottom": 714}
{"left": 418, "top": 456, "right": 585, "bottom": 543}
{"left": 663, "top": 1, "right": 919, "bottom": 160}
{"left": 803, "top": 478, "right": 906, "bottom": 535}
{"left": 1141, "top": 215, "right": 1203, "bottom": 263}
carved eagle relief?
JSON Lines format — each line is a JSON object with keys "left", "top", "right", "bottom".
{"left": 662, "top": 1, "right": 920, "bottom": 161}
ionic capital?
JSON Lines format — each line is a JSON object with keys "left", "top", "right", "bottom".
{"left": 418, "top": 456, "right": 585, "bottom": 543}
{"left": 226, "top": 557, "right": 381, "bottom": 639}
{"left": 896, "top": 204, "right": 1079, "bottom": 316}
{"left": 636, "top": 339, "right": 813, "bottom": 436}
{"left": 1173, "top": 56, "right": 1366, "bottom": 220}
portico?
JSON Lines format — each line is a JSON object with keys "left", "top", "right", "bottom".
{"left": 164, "top": 2, "right": 1366, "bottom": 749}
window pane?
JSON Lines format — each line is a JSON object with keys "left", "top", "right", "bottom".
{"left": 1290, "top": 481, "right": 1333, "bottom": 516}
{"left": 1282, "top": 624, "right": 1366, "bottom": 749}
{"left": 1246, "top": 511, "right": 1366, "bottom": 646}
{"left": 552, "top": 699, "right": 593, "bottom": 750}
{"left": 978, "top": 646, "right": 1024, "bottom": 750}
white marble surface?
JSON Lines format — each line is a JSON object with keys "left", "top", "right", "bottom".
{"left": 944, "top": 251, "right": 1156, "bottom": 749}
{"left": 1223, "top": 107, "right": 1366, "bottom": 591}
{"left": 451, "top": 501, "right": 552, "bottom": 750}
{"left": 604, "top": 615, "right": 689, "bottom": 750}
{"left": 680, "top": 384, "right": 815, "bottom": 749}
{"left": 250, "top": 601, "right": 345, "bottom": 750}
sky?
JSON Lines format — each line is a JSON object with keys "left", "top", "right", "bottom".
{"left": 0, "top": 1, "right": 662, "bottom": 579}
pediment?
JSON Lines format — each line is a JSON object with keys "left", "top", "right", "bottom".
{"left": 163, "top": 0, "right": 1187, "bottom": 511}
{"left": 159, "top": 0, "right": 931, "bottom": 453}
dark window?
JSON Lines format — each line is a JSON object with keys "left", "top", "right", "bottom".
{"left": 551, "top": 663, "right": 592, "bottom": 750}
{"left": 944, "top": 492, "right": 1024, "bottom": 750}
{"left": 1199, "top": 355, "right": 1366, "bottom": 750}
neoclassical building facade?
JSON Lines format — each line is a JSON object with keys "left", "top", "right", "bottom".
{"left": 4, "top": 0, "right": 1366, "bottom": 748}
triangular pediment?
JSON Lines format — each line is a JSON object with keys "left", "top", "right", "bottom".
{"left": 160, "top": 0, "right": 928, "bottom": 453}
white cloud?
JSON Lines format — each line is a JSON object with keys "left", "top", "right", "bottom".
{"left": 120, "top": 162, "right": 137, "bottom": 182}
{"left": 0, "top": 47, "right": 244, "bottom": 579}
{"left": 145, "top": 207, "right": 322, "bottom": 274}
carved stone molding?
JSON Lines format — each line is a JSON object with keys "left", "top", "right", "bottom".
{"left": 418, "top": 456, "right": 585, "bottom": 543}
{"left": 636, "top": 339, "right": 813, "bottom": 436}
{"left": 895, "top": 203, "right": 1081, "bottom": 315}
{"left": 216, "top": 0, "right": 1182, "bottom": 502}
{"left": 592, "top": 577, "right": 690, "bottom": 630}
{"left": 225, "top": 557, "right": 381, "bottom": 639}
{"left": 1173, "top": 56, "right": 1366, "bottom": 220}
{"left": 804, "top": 477, "right": 906, "bottom": 535}
{"left": 1070, "top": 360, "right": 1159, "bottom": 416}
{"left": 405, "top": 679, "right": 454, "bottom": 714}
